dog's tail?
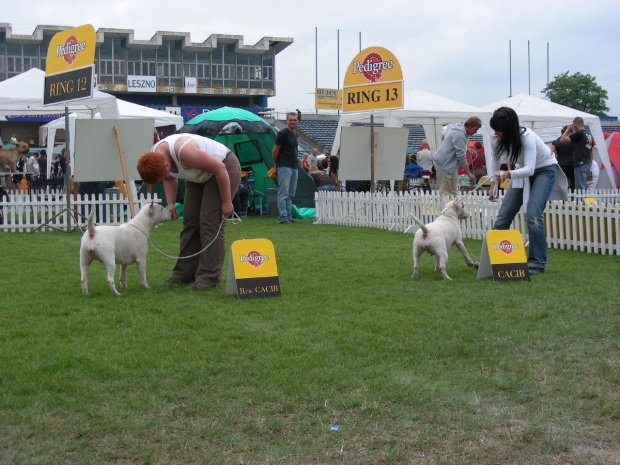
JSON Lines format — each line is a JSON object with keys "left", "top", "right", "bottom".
{"left": 409, "top": 213, "right": 429, "bottom": 234}
{"left": 87, "top": 205, "right": 96, "bottom": 239}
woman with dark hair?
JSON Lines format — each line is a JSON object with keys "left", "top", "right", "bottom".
{"left": 487, "top": 107, "right": 559, "bottom": 275}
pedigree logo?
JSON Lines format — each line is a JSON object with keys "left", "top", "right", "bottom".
{"left": 45, "top": 25, "right": 95, "bottom": 76}
{"left": 493, "top": 240, "right": 519, "bottom": 255}
{"left": 240, "top": 251, "right": 269, "bottom": 268}
{"left": 56, "top": 35, "right": 86, "bottom": 67}
{"left": 352, "top": 52, "right": 394, "bottom": 84}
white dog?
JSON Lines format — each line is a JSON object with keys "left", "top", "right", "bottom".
{"left": 411, "top": 200, "right": 474, "bottom": 280}
{"left": 80, "top": 202, "right": 172, "bottom": 295}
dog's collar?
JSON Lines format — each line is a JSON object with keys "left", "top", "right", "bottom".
{"left": 128, "top": 222, "right": 149, "bottom": 238}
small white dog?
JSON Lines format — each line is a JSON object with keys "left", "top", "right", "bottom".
{"left": 80, "top": 202, "right": 172, "bottom": 295}
{"left": 411, "top": 200, "right": 474, "bottom": 280}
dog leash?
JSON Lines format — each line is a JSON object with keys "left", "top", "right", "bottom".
{"left": 453, "top": 174, "right": 500, "bottom": 204}
{"left": 129, "top": 214, "right": 242, "bottom": 260}
{"left": 430, "top": 174, "right": 500, "bottom": 218}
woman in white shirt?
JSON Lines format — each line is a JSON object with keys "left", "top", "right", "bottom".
{"left": 487, "top": 107, "right": 558, "bottom": 275}
{"left": 137, "top": 134, "right": 241, "bottom": 290}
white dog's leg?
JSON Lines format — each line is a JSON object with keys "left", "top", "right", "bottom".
{"left": 80, "top": 255, "right": 92, "bottom": 296}
{"left": 136, "top": 259, "right": 150, "bottom": 289}
{"left": 104, "top": 261, "right": 121, "bottom": 296}
{"left": 455, "top": 240, "right": 474, "bottom": 266}
{"left": 412, "top": 246, "right": 421, "bottom": 278}
{"left": 436, "top": 253, "right": 452, "bottom": 280}
{"left": 119, "top": 265, "right": 128, "bottom": 289}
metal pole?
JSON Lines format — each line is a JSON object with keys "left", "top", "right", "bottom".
{"left": 528, "top": 40, "right": 531, "bottom": 95}
{"left": 509, "top": 40, "right": 512, "bottom": 97}
{"left": 547, "top": 42, "right": 550, "bottom": 89}
{"left": 370, "top": 112, "right": 374, "bottom": 193}
{"left": 337, "top": 29, "right": 340, "bottom": 116}
{"left": 315, "top": 27, "right": 318, "bottom": 115}
{"left": 64, "top": 104, "right": 72, "bottom": 233}
{"left": 359, "top": 31, "right": 361, "bottom": 52}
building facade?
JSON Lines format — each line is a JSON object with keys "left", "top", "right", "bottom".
{"left": 0, "top": 23, "right": 292, "bottom": 124}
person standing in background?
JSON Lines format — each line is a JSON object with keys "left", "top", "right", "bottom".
{"left": 560, "top": 117, "right": 590, "bottom": 191}
{"left": 272, "top": 112, "right": 299, "bottom": 224}
{"left": 433, "top": 117, "right": 480, "bottom": 197}
{"left": 416, "top": 139, "right": 433, "bottom": 173}
{"left": 551, "top": 126, "right": 574, "bottom": 189}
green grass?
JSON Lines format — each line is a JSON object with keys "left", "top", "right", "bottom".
{"left": 1, "top": 216, "right": 619, "bottom": 464}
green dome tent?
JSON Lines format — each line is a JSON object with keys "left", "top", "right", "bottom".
{"left": 181, "top": 107, "right": 316, "bottom": 210}
{"left": 181, "top": 107, "right": 277, "bottom": 204}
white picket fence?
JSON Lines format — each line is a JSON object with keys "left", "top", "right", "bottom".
{"left": 315, "top": 189, "right": 620, "bottom": 256}
{"left": 0, "top": 191, "right": 161, "bottom": 233}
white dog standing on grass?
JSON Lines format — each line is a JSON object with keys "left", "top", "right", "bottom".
{"left": 80, "top": 202, "right": 172, "bottom": 295}
{"left": 411, "top": 200, "right": 474, "bottom": 280}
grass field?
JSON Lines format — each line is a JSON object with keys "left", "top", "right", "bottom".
{"left": 1, "top": 215, "right": 619, "bottom": 464}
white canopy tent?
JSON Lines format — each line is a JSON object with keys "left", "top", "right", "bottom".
{"left": 0, "top": 68, "right": 121, "bottom": 178}
{"left": 0, "top": 68, "right": 119, "bottom": 120}
{"left": 332, "top": 88, "right": 493, "bottom": 158}
{"left": 40, "top": 100, "right": 184, "bottom": 176}
{"left": 481, "top": 93, "right": 616, "bottom": 188}
{"left": 116, "top": 99, "right": 184, "bottom": 129}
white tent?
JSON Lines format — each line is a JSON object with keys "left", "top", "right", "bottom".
{"left": 40, "top": 100, "right": 184, "bottom": 175}
{"left": 116, "top": 99, "right": 184, "bottom": 129}
{"left": 0, "top": 68, "right": 119, "bottom": 120}
{"left": 481, "top": 93, "right": 616, "bottom": 188}
{"left": 332, "top": 88, "right": 493, "bottom": 157}
{"left": 0, "top": 68, "right": 121, "bottom": 178}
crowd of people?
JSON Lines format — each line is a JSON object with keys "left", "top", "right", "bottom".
{"left": 1, "top": 145, "right": 70, "bottom": 193}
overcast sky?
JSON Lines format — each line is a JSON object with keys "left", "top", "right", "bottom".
{"left": 5, "top": 0, "right": 620, "bottom": 117}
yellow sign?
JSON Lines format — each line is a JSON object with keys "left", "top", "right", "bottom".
{"left": 343, "top": 46, "right": 403, "bottom": 113}
{"left": 477, "top": 230, "right": 530, "bottom": 281}
{"left": 343, "top": 81, "right": 403, "bottom": 113}
{"left": 44, "top": 24, "right": 96, "bottom": 105}
{"left": 45, "top": 24, "right": 96, "bottom": 75}
{"left": 343, "top": 47, "right": 403, "bottom": 87}
{"left": 315, "top": 88, "right": 343, "bottom": 110}
{"left": 226, "top": 239, "right": 281, "bottom": 299}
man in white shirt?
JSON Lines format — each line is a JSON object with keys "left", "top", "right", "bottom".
{"left": 307, "top": 148, "right": 318, "bottom": 167}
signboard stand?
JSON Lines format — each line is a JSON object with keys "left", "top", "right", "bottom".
{"left": 477, "top": 230, "right": 530, "bottom": 282}
{"left": 226, "top": 239, "right": 281, "bottom": 299}
{"left": 32, "top": 104, "right": 86, "bottom": 234}
{"left": 342, "top": 47, "right": 404, "bottom": 194}
{"left": 370, "top": 112, "right": 375, "bottom": 192}
{"left": 37, "top": 24, "right": 96, "bottom": 233}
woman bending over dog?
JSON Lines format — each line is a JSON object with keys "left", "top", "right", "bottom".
{"left": 137, "top": 134, "right": 241, "bottom": 290}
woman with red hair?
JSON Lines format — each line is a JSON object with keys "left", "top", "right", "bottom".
{"left": 137, "top": 134, "right": 241, "bottom": 290}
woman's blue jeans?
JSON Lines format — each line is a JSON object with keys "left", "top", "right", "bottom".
{"left": 494, "top": 165, "right": 557, "bottom": 268}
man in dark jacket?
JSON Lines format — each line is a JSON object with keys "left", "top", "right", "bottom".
{"left": 561, "top": 117, "right": 591, "bottom": 191}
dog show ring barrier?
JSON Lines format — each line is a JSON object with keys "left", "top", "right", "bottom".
{"left": 314, "top": 189, "right": 619, "bottom": 256}
{"left": 0, "top": 191, "right": 161, "bottom": 233}
{"left": 1, "top": 188, "right": 618, "bottom": 256}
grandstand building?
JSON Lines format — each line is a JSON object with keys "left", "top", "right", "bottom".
{"left": 0, "top": 23, "right": 292, "bottom": 124}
